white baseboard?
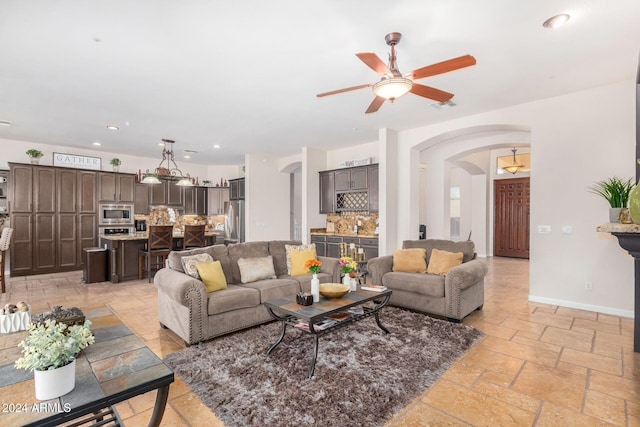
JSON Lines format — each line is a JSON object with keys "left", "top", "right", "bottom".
{"left": 528, "top": 295, "right": 634, "bottom": 318}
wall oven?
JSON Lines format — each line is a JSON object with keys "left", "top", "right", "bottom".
{"left": 99, "top": 204, "right": 134, "bottom": 226}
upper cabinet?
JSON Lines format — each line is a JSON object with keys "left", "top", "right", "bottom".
{"left": 208, "top": 187, "right": 230, "bottom": 215}
{"left": 229, "top": 178, "right": 245, "bottom": 200}
{"left": 318, "top": 164, "right": 378, "bottom": 214}
{"left": 98, "top": 172, "right": 135, "bottom": 203}
{"left": 184, "top": 186, "right": 208, "bottom": 215}
{"left": 134, "top": 182, "right": 150, "bottom": 215}
{"left": 150, "top": 179, "right": 183, "bottom": 206}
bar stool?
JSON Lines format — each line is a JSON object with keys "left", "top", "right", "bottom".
{"left": 182, "top": 224, "right": 206, "bottom": 249}
{"left": 0, "top": 228, "right": 13, "bottom": 293}
{"left": 138, "top": 225, "right": 174, "bottom": 283}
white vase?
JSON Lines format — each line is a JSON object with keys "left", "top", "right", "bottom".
{"left": 112, "top": 165, "right": 119, "bottom": 172}
{"left": 29, "top": 157, "right": 40, "bottom": 165}
{"left": 311, "top": 274, "right": 320, "bottom": 302}
{"left": 34, "top": 359, "right": 76, "bottom": 400}
{"left": 350, "top": 277, "right": 358, "bottom": 292}
{"left": 343, "top": 274, "right": 351, "bottom": 289}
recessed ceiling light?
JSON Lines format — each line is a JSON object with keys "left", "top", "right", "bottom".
{"left": 184, "top": 155, "right": 191, "bottom": 159}
{"left": 0, "top": 120, "right": 12, "bottom": 127}
{"left": 213, "top": 144, "right": 221, "bottom": 149}
{"left": 543, "top": 14, "right": 570, "bottom": 29}
{"left": 106, "top": 125, "right": 119, "bottom": 130}
{"left": 92, "top": 141, "right": 101, "bottom": 146}
{"left": 158, "top": 141, "right": 165, "bottom": 146}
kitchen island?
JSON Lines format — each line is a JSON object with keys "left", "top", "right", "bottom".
{"left": 310, "top": 231, "right": 378, "bottom": 260}
{"left": 99, "top": 231, "right": 223, "bottom": 283}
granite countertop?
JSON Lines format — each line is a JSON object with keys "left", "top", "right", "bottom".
{"left": 99, "top": 231, "right": 222, "bottom": 241}
{"left": 310, "top": 231, "right": 378, "bottom": 238}
{"left": 596, "top": 223, "right": 640, "bottom": 233}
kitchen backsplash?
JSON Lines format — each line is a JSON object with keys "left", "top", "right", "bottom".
{"left": 136, "top": 209, "right": 226, "bottom": 231}
{"left": 325, "top": 212, "right": 378, "bottom": 236}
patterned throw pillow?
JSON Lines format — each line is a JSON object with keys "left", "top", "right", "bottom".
{"left": 284, "top": 244, "right": 316, "bottom": 275}
{"left": 181, "top": 253, "right": 214, "bottom": 279}
{"left": 237, "top": 256, "right": 276, "bottom": 284}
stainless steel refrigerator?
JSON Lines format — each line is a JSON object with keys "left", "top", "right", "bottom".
{"left": 225, "top": 200, "right": 245, "bottom": 243}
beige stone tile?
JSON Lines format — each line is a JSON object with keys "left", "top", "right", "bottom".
{"left": 386, "top": 403, "right": 471, "bottom": 426}
{"left": 555, "top": 360, "right": 589, "bottom": 376}
{"left": 560, "top": 348, "right": 622, "bottom": 375}
{"left": 511, "top": 362, "right": 586, "bottom": 411}
{"left": 583, "top": 389, "right": 626, "bottom": 425}
{"left": 478, "top": 370, "right": 517, "bottom": 388}
{"left": 590, "top": 370, "right": 640, "bottom": 402}
{"left": 536, "top": 402, "right": 618, "bottom": 427}
{"left": 517, "top": 311, "right": 573, "bottom": 330}
{"left": 573, "top": 318, "right": 621, "bottom": 335}
{"left": 540, "top": 326, "right": 593, "bottom": 352}
{"left": 113, "top": 401, "right": 135, "bottom": 420}
{"left": 511, "top": 334, "right": 562, "bottom": 353}
{"left": 622, "top": 349, "right": 640, "bottom": 380}
{"left": 595, "top": 330, "right": 634, "bottom": 351}
{"left": 592, "top": 342, "right": 622, "bottom": 360}
{"left": 556, "top": 306, "right": 598, "bottom": 321}
{"left": 513, "top": 329, "right": 543, "bottom": 341}
{"left": 439, "top": 361, "right": 485, "bottom": 387}
{"left": 477, "top": 335, "right": 559, "bottom": 367}
{"left": 472, "top": 378, "right": 541, "bottom": 413}
{"left": 472, "top": 320, "right": 517, "bottom": 340}
{"left": 169, "top": 392, "right": 222, "bottom": 427}
{"left": 501, "top": 316, "right": 547, "bottom": 336}
{"left": 596, "top": 313, "right": 622, "bottom": 325}
{"left": 423, "top": 380, "right": 536, "bottom": 426}
{"left": 459, "top": 346, "right": 524, "bottom": 379}
{"left": 121, "top": 404, "right": 187, "bottom": 426}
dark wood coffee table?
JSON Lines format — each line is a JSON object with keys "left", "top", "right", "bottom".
{"left": 0, "top": 306, "right": 174, "bottom": 427}
{"left": 264, "top": 287, "right": 392, "bottom": 379}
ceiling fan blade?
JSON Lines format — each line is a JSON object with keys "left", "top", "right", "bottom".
{"left": 317, "top": 83, "right": 372, "bottom": 98}
{"left": 410, "top": 55, "right": 476, "bottom": 80}
{"left": 365, "top": 96, "right": 386, "bottom": 114}
{"left": 356, "top": 53, "right": 392, "bottom": 76}
{"left": 410, "top": 84, "right": 454, "bottom": 102}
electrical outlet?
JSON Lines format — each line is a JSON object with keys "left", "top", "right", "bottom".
{"left": 585, "top": 281, "right": 593, "bottom": 291}
{"left": 537, "top": 225, "right": 552, "bottom": 234}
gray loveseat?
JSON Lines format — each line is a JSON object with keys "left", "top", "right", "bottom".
{"left": 155, "top": 240, "right": 340, "bottom": 345}
{"left": 367, "top": 239, "right": 487, "bottom": 322}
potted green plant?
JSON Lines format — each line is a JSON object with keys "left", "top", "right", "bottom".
{"left": 110, "top": 158, "right": 122, "bottom": 172}
{"left": 588, "top": 177, "right": 634, "bottom": 223}
{"left": 15, "top": 318, "right": 95, "bottom": 400}
{"left": 26, "top": 149, "right": 44, "bottom": 164}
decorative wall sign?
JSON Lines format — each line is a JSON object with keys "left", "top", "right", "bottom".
{"left": 339, "top": 157, "right": 372, "bottom": 168}
{"left": 53, "top": 152, "right": 102, "bottom": 170}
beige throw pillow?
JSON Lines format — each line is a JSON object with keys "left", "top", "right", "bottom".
{"left": 284, "top": 244, "right": 316, "bottom": 275}
{"left": 181, "top": 253, "right": 214, "bottom": 279}
{"left": 392, "top": 248, "right": 427, "bottom": 273}
{"left": 426, "top": 248, "right": 463, "bottom": 276}
{"left": 237, "top": 256, "right": 277, "bottom": 284}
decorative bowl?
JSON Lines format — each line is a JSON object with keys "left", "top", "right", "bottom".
{"left": 319, "top": 283, "right": 350, "bottom": 299}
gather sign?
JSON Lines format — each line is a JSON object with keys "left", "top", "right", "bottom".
{"left": 53, "top": 152, "right": 102, "bottom": 170}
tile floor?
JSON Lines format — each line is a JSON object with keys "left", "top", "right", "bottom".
{"left": 1, "top": 256, "right": 638, "bottom": 426}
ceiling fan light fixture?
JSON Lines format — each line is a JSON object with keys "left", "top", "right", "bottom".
{"left": 373, "top": 77, "right": 413, "bottom": 100}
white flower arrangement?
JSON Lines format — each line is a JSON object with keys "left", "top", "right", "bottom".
{"left": 15, "top": 319, "right": 95, "bottom": 371}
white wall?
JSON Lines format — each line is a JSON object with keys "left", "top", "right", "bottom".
{"left": 301, "top": 147, "right": 327, "bottom": 244}
{"left": 244, "top": 154, "right": 291, "bottom": 241}
{"left": 326, "top": 141, "right": 377, "bottom": 169}
{"left": 398, "top": 79, "right": 635, "bottom": 317}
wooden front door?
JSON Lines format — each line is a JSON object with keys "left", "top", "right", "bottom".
{"left": 494, "top": 177, "right": 530, "bottom": 258}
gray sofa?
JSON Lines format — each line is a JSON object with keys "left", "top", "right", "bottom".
{"left": 155, "top": 240, "right": 340, "bottom": 345}
{"left": 367, "top": 239, "right": 487, "bottom": 322}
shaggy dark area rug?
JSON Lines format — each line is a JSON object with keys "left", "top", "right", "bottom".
{"left": 164, "top": 307, "right": 483, "bottom": 427}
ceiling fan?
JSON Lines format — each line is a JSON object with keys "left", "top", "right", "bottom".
{"left": 317, "top": 32, "right": 476, "bottom": 114}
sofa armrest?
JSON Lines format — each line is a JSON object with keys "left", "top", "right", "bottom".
{"left": 154, "top": 267, "right": 207, "bottom": 307}
{"left": 318, "top": 256, "right": 340, "bottom": 283}
{"left": 445, "top": 259, "right": 488, "bottom": 291}
{"left": 367, "top": 255, "right": 393, "bottom": 285}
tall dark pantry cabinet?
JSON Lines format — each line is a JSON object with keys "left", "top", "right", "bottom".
{"left": 9, "top": 163, "right": 98, "bottom": 276}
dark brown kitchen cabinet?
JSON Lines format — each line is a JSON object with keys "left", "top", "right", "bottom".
{"left": 134, "top": 183, "right": 150, "bottom": 214}
{"left": 9, "top": 163, "right": 99, "bottom": 276}
{"left": 229, "top": 178, "right": 245, "bottom": 200}
{"left": 335, "top": 167, "right": 368, "bottom": 191}
{"left": 319, "top": 172, "right": 335, "bottom": 214}
{"left": 368, "top": 165, "right": 379, "bottom": 213}
{"left": 310, "top": 234, "right": 327, "bottom": 257}
{"left": 184, "top": 186, "right": 208, "bottom": 215}
{"left": 208, "top": 187, "right": 230, "bottom": 215}
{"left": 98, "top": 172, "right": 135, "bottom": 203}
{"left": 150, "top": 179, "right": 183, "bottom": 206}
{"left": 311, "top": 234, "right": 379, "bottom": 261}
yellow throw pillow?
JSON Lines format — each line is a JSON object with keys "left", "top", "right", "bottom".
{"left": 426, "top": 248, "right": 464, "bottom": 276}
{"left": 289, "top": 250, "right": 317, "bottom": 276}
{"left": 392, "top": 248, "right": 427, "bottom": 273}
{"left": 196, "top": 261, "right": 228, "bottom": 292}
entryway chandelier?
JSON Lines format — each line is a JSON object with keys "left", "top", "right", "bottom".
{"left": 503, "top": 147, "right": 524, "bottom": 174}
{"left": 142, "top": 139, "right": 194, "bottom": 186}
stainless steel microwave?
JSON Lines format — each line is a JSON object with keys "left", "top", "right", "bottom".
{"left": 99, "top": 204, "right": 134, "bottom": 226}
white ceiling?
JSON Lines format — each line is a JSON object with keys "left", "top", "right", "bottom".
{"left": 0, "top": 1, "right": 638, "bottom": 165}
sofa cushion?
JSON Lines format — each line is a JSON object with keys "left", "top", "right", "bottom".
{"left": 382, "top": 272, "right": 445, "bottom": 298}
{"left": 268, "top": 240, "right": 302, "bottom": 276}
{"left": 181, "top": 253, "right": 213, "bottom": 279}
{"left": 196, "top": 261, "right": 228, "bottom": 292}
{"left": 240, "top": 278, "right": 300, "bottom": 303}
{"left": 284, "top": 243, "right": 316, "bottom": 275}
{"left": 403, "top": 239, "right": 475, "bottom": 263}
{"left": 207, "top": 285, "right": 261, "bottom": 315}
{"left": 237, "top": 256, "right": 277, "bottom": 284}
{"left": 228, "top": 242, "right": 270, "bottom": 284}
{"left": 289, "top": 250, "right": 317, "bottom": 276}
{"left": 426, "top": 248, "right": 463, "bottom": 276}
{"left": 392, "top": 248, "right": 427, "bottom": 273}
